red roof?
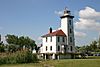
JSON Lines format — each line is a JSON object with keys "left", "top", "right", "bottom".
{"left": 42, "top": 30, "right": 66, "bottom": 37}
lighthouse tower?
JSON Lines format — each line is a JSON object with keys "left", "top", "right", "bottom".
{"left": 60, "top": 8, "right": 75, "bottom": 52}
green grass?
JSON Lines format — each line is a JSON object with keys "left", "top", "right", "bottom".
{"left": 0, "top": 59, "right": 100, "bottom": 67}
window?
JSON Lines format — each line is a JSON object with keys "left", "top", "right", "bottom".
{"left": 70, "top": 37, "right": 72, "bottom": 42}
{"left": 58, "top": 36, "right": 60, "bottom": 42}
{"left": 62, "top": 37, "right": 65, "bottom": 42}
{"left": 50, "top": 46, "right": 52, "bottom": 51}
{"left": 70, "top": 46, "right": 73, "bottom": 51}
{"left": 46, "top": 37, "right": 47, "bottom": 42}
{"left": 46, "top": 46, "right": 47, "bottom": 51}
{"left": 69, "top": 20, "right": 71, "bottom": 25}
{"left": 58, "top": 46, "right": 60, "bottom": 51}
{"left": 70, "top": 28, "right": 72, "bottom": 33}
{"left": 50, "top": 37, "right": 52, "bottom": 42}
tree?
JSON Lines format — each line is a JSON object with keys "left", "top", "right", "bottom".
{"left": 86, "top": 45, "right": 92, "bottom": 52}
{"left": 5, "top": 34, "right": 18, "bottom": 45}
{"left": 18, "top": 36, "right": 25, "bottom": 50}
{"left": 0, "top": 40, "right": 5, "bottom": 52}
{"left": 90, "top": 41, "right": 97, "bottom": 51}
{"left": 98, "top": 37, "right": 100, "bottom": 49}
{"left": 79, "top": 46, "right": 85, "bottom": 53}
{"left": 6, "top": 44, "right": 17, "bottom": 52}
{"left": 5, "top": 34, "right": 36, "bottom": 51}
{"left": 18, "top": 36, "right": 36, "bottom": 50}
{"left": 0, "top": 44, "right": 5, "bottom": 52}
{"left": 75, "top": 46, "right": 81, "bottom": 52}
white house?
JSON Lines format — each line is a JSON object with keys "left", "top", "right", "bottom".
{"left": 40, "top": 8, "right": 75, "bottom": 59}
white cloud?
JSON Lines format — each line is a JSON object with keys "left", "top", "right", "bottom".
{"left": 55, "top": 10, "right": 63, "bottom": 16}
{"left": 75, "top": 7, "right": 100, "bottom": 31}
{"left": 75, "top": 19, "right": 100, "bottom": 31}
{"left": 79, "top": 7, "right": 100, "bottom": 20}
{"left": 36, "top": 37, "right": 42, "bottom": 46}
{"left": 74, "top": 31, "right": 86, "bottom": 38}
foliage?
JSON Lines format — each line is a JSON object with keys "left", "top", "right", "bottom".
{"left": 98, "top": 37, "right": 100, "bottom": 49}
{"left": 87, "top": 56, "right": 100, "bottom": 59}
{"left": 5, "top": 34, "right": 37, "bottom": 51}
{"left": 6, "top": 44, "right": 18, "bottom": 52}
{"left": 5, "top": 34, "right": 18, "bottom": 45}
{"left": 0, "top": 50, "right": 38, "bottom": 65}
{"left": 90, "top": 41, "right": 97, "bottom": 51}
{"left": 0, "top": 44, "right": 5, "bottom": 52}
{"left": 76, "top": 39, "right": 100, "bottom": 56}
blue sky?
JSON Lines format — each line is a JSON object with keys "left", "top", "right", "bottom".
{"left": 0, "top": 0, "right": 100, "bottom": 46}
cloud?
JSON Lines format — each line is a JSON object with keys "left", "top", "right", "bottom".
{"left": 75, "top": 19, "right": 100, "bottom": 31}
{"left": 55, "top": 10, "right": 63, "bottom": 16}
{"left": 74, "top": 31, "right": 86, "bottom": 38}
{"left": 36, "top": 37, "right": 42, "bottom": 46}
{"left": 75, "top": 7, "right": 100, "bottom": 31}
{"left": 79, "top": 7, "right": 100, "bottom": 20}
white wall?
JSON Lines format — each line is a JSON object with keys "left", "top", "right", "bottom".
{"left": 41, "top": 36, "right": 68, "bottom": 54}
{"left": 42, "top": 36, "right": 57, "bottom": 53}
{"left": 61, "top": 18, "right": 68, "bottom": 38}
{"left": 61, "top": 17, "right": 75, "bottom": 53}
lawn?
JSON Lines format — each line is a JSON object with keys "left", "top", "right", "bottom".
{"left": 0, "top": 59, "right": 100, "bottom": 67}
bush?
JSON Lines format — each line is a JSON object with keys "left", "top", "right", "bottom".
{"left": 87, "top": 56, "right": 100, "bottom": 59}
{"left": 0, "top": 50, "right": 38, "bottom": 65}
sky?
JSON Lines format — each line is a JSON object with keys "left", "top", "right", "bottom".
{"left": 0, "top": 0, "right": 100, "bottom": 46}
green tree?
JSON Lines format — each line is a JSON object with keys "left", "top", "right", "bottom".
{"left": 0, "top": 45, "right": 5, "bottom": 52}
{"left": 98, "top": 37, "right": 100, "bottom": 49}
{"left": 0, "top": 41, "right": 5, "bottom": 52}
{"left": 6, "top": 44, "right": 17, "bottom": 52}
{"left": 85, "top": 45, "right": 92, "bottom": 52}
{"left": 5, "top": 34, "right": 18, "bottom": 45}
{"left": 18, "top": 36, "right": 36, "bottom": 50}
{"left": 90, "top": 41, "right": 97, "bottom": 52}
{"left": 79, "top": 46, "right": 86, "bottom": 53}
{"left": 5, "top": 34, "right": 36, "bottom": 51}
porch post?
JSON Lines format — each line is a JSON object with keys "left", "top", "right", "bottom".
{"left": 52, "top": 54, "right": 55, "bottom": 59}
{"left": 45, "top": 54, "right": 46, "bottom": 60}
{"left": 57, "top": 55, "right": 60, "bottom": 60}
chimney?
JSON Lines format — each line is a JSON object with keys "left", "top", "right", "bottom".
{"left": 49, "top": 27, "right": 52, "bottom": 33}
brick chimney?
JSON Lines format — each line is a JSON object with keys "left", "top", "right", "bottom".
{"left": 49, "top": 27, "right": 52, "bottom": 33}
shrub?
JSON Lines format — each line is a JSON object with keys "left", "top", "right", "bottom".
{"left": 87, "top": 56, "right": 100, "bottom": 59}
{"left": 0, "top": 50, "right": 38, "bottom": 65}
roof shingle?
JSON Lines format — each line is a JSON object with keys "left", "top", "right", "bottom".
{"left": 42, "top": 30, "right": 66, "bottom": 37}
